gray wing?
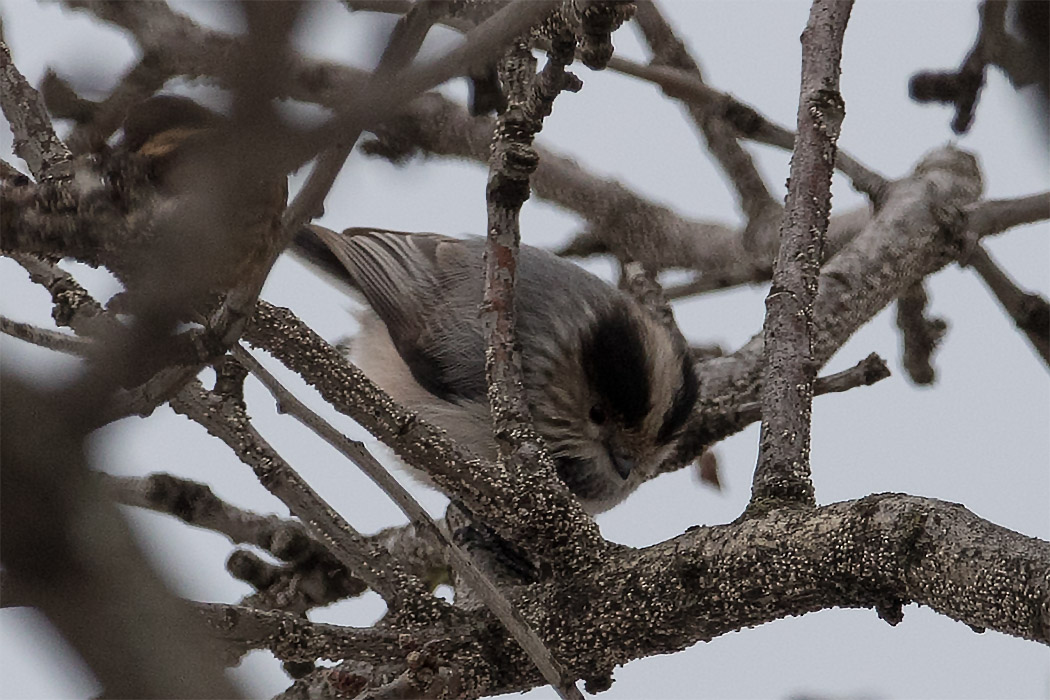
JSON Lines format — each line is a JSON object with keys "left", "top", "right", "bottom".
{"left": 293, "top": 226, "right": 488, "bottom": 402}
{"left": 292, "top": 225, "right": 619, "bottom": 405}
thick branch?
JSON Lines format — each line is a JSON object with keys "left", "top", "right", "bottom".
{"left": 294, "top": 493, "right": 1049, "bottom": 698}
{"left": 0, "top": 40, "right": 72, "bottom": 178}
{"left": 680, "top": 146, "right": 984, "bottom": 466}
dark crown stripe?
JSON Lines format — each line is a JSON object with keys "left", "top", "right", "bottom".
{"left": 580, "top": 306, "right": 651, "bottom": 427}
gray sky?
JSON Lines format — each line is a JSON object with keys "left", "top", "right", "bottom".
{"left": 2, "top": 1, "right": 1048, "bottom": 698}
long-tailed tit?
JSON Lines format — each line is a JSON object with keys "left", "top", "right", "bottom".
{"left": 293, "top": 226, "right": 698, "bottom": 514}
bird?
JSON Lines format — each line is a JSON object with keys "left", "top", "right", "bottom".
{"left": 292, "top": 225, "right": 699, "bottom": 514}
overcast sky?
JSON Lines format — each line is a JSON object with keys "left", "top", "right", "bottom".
{"left": 1, "top": 1, "right": 1048, "bottom": 699}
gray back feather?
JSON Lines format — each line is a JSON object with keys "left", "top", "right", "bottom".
{"left": 295, "top": 226, "right": 617, "bottom": 404}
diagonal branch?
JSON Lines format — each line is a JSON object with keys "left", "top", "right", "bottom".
{"left": 233, "top": 345, "right": 583, "bottom": 699}
{"left": 168, "top": 379, "right": 446, "bottom": 625}
{"left": 1, "top": 315, "right": 92, "bottom": 356}
{"left": 966, "top": 244, "right": 1050, "bottom": 366}
{"left": 280, "top": 0, "right": 442, "bottom": 233}
{"left": 633, "top": 0, "right": 778, "bottom": 226}
{"left": 244, "top": 302, "right": 606, "bottom": 568}
{"left": 605, "top": 54, "right": 888, "bottom": 201}
{"left": 0, "top": 40, "right": 72, "bottom": 178}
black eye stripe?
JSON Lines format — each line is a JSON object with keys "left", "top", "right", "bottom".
{"left": 657, "top": 354, "right": 699, "bottom": 444}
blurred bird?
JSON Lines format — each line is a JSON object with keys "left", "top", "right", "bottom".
{"left": 293, "top": 225, "right": 699, "bottom": 513}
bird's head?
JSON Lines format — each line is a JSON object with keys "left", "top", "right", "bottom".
{"left": 528, "top": 303, "right": 698, "bottom": 513}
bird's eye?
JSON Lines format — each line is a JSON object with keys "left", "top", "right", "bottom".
{"left": 589, "top": 405, "right": 606, "bottom": 425}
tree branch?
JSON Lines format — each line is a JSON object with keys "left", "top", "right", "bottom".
{"left": 633, "top": 0, "right": 779, "bottom": 226}
{"left": 895, "top": 281, "right": 948, "bottom": 384}
{"left": 244, "top": 301, "right": 606, "bottom": 568}
{"left": 605, "top": 53, "right": 888, "bottom": 201}
{"left": 0, "top": 39, "right": 72, "bottom": 178}
{"left": 257, "top": 493, "right": 1049, "bottom": 698}
{"left": 966, "top": 244, "right": 1050, "bottom": 366}
{"left": 168, "top": 379, "right": 446, "bottom": 624}
{"left": 910, "top": 0, "right": 1041, "bottom": 134}
{"left": 751, "top": 0, "right": 852, "bottom": 507}
{"left": 0, "top": 315, "right": 92, "bottom": 356}
{"left": 232, "top": 344, "right": 577, "bottom": 694}
{"left": 732, "top": 352, "right": 890, "bottom": 426}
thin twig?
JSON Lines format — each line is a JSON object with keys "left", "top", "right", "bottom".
{"left": 233, "top": 345, "right": 582, "bottom": 700}
{"left": 734, "top": 352, "right": 891, "bottom": 424}
{"left": 280, "top": 0, "right": 441, "bottom": 233}
{"left": 895, "top": 281, "right": 947, "bottom": 384}
{"left": 606, "top": 54, "right": 887, "bottom": 201}
{"left": 0, "top": 315, "right": 92, "bottom": 356}
{"left": 103, "top": 472, "right": 314, "bottom": 555}
{"left": 168, "top": 378, "right": 445, "bottom": 624}
{"left": 751, "top": 0, "right": 853, "bottom": 508}
{"left": 966, "top": 245, "right": 1050, "bottom": 366}
{"left": 910, "top": 1, "right": 1039, "bottom": 134}
{"left": 633, "top": 1, "right": 779, "bottom": 226}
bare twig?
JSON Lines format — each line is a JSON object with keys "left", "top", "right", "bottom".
{"left": 633, "top": 1, "right": 779, "bottom": 228}
{"left": 895, "top": 281, "right": 948, "bottom": 384}
{"left": 733, "top": 352, "right": 890, "bottom": 425}
{"left": 966, "top": 192, "right": 1050, "bottom": 238}
{"left": 104, "top": 472, "right": 313, "bottom": 556}
{"left": 910, "top": 1, "right": 1040, "bottom": 134}
{"left": 105, "top": 470, "right": 369, "bottom": 614}
{"left": 280, "top": 0, "right": 441, "bottom": 233}
{"left": 0, "top": 315, "right": 92, "bottom": 356}
{"left": 751, "top": 0, "right": 853, "bottom": 508}
{"left": 233, "top": 345, "right": 586, "bottom": 699}
{"left": 194, "top": 601, "right": 419, "bottom": 665}
{"left": 605, "top": 54, "right": 888, "bottom": 201}
{"left": 168, "top": 379, "right": 445, "bottom": 624}
{"left": 966, "top": 245, "right": 1050, "bottom": 366}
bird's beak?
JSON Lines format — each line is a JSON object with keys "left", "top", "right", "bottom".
{"left": 607, "top": 446, "right": 635, "bottom": 480}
